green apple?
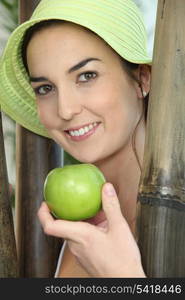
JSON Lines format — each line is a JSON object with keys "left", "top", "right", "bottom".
{"left": 43, "top": 163, "right": 106, "bottom": 221}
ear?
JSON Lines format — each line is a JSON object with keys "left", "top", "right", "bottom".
{"left": 135, "top": 64, "right": 151, "bottom": 99}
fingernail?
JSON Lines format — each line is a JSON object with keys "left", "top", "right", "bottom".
{"left": 104, "top": 183, "right": 116, "bottom": 197}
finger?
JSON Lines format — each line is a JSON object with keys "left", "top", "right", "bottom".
{"left": 37, "top": 202, "right": 94, "bottom": 242}
{"left": 102, "top": 183, "right": 126, "bottom": 231}
{"left": 37, "top": 202, "right": 53, "bottom": 224}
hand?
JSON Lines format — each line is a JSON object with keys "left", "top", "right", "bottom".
{"left": 38, "top": 182, "right": 146, "bottom": 277}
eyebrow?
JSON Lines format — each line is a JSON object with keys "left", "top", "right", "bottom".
{"left": 68, "top": 57, "right": 101, "bottom": 73}
{"left": 29, "top": 76, "right": 48, "bottom": 82}
{"left": 29, "top": 57, "right": 101, "bottom": 82}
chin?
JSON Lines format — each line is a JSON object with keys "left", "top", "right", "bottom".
{"left": 72, "top": 152, "right": 107, "bottom": 165}
{"left": 63, "top": 143, "right": 109, "bottom": 165}
{"left": 74, "top": 156, "right": 97, "bottom": 164}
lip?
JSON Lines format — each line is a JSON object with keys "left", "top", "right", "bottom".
{"left": 64, "top": 122, "right": 101, "bottom": 142}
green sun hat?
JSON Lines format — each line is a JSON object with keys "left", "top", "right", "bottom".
{"left": 0, "top": 0, "right": 152, "bottom": 137}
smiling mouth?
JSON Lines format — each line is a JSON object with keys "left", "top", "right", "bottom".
{"left": 64, "top": 122, "right": 100, "bottom": 140}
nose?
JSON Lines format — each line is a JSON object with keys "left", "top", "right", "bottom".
{"left": 57, "top": 89, "right": 83, "bottom": 120}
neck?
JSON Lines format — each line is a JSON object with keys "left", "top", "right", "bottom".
{"left": 95, "top": 117, "right": 146, "bottom": 233}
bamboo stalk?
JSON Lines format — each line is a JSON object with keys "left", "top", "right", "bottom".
{"left": 18, "top": 0, "right": 39, "bottom": 17}
{"left": 15, "top": 127, "right": 62, "bottom": 277}
{"left": 137, "top": 0, "right": 185, "bottom": 277}
{"left": 15, "top": 0, "right": 62, "bottom": 278}
{"left": 0, "top": 111, "right": 18, "bottom": 277}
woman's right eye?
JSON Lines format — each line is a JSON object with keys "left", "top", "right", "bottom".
{"left": 34, "top": 84, "right": 53, "bottom": 96}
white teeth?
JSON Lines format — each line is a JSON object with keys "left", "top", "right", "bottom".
{"left": 68, "top": 122, "right": 98, "bottom": 137}
{"left": 79, "top": 128, "right": 85, "bottom": 135}
{"left": 84, "top": 126, "right": 89, "bottom": 133}
{"left": 74, "top": 130, "right": 79, "bottom": 136}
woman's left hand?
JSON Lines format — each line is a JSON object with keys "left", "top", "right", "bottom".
{"left": 38, "top": 182, "right": 146, "bottom": 278}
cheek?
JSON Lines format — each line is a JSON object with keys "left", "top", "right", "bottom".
{"left": 36, "top": 100, "right": 57, "bottom": 128}
{"left": 101, "top": 85, "right": 140, "bottom": 133}
{"left": 97, "top": 82, "right": 133, "bottom": 116}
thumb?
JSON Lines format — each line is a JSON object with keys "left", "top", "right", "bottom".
{"left": 102, "top": 183, "right": 124, "bottom": 231}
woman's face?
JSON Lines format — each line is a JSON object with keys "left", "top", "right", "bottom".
{"left": 27, "top": 23, "right": 145, "bottom": 163}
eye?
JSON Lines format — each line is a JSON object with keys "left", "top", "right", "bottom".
{"left": 78, "top": 72, "right": 97, "bottom": 83}
{"left": 34, "top": 84, "right": 53, "bottom": 96}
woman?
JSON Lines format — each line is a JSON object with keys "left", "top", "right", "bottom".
{"left": 0, "top": 0, "right": 151, "bottom": 277}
